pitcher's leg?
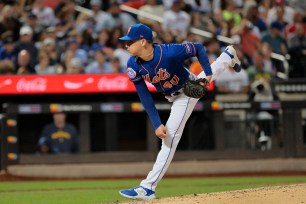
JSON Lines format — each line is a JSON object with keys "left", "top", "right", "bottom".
{"left": 140, "top": 96, "right": 198, "bottom": 191}
{"left": 198, "top": 45, "right": 241, "bottom": 80}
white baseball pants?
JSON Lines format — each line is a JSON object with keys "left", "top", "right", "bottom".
{"left": 140, "top": 51, "right": 232, "bottom": 191}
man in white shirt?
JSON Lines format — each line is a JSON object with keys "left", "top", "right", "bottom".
{"left": 90, "top": 0, "right": 116, "bottom": 34}
{"left": 162, "top": 0, "right": 191, "bottom": 39}
{"left": 215, "top": 67, "right": 249, "bottom": 94}
{"left": 31, "top": 0, "right": 57, "bottom": 27}
{"left": 267, "top": 0, "right": 295, "bottom": 25}
{"left": 138, "top": 0, "right": 164, "bottom": 26}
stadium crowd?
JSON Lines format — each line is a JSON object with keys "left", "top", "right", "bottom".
{"left": 0, "top": 0, "right": 305, "bottom": 86}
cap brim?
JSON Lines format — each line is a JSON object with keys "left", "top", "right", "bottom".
{"left": 119, "top": 36, "right": 133, "bottom": 41}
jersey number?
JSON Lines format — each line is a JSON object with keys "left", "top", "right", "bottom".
{"left": 162, "top": 75, "right": 179, "bottom": 88}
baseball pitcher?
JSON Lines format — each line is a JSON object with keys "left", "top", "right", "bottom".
{"left": 118, "top": 24, "right": 241, "bottom": 200}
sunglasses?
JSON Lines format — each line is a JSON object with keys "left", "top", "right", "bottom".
{"left": 126, "top": 40, "right": 139, "bottom": 47}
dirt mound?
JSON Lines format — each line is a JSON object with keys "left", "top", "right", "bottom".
{"left": 122, "top": 184, "right": 306, "bottom": 204}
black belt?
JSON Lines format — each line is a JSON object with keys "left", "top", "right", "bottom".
{"left": 163, "top": 89, "right": 183, "bottom": 97}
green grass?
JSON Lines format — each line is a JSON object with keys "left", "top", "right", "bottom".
{"left": 0, "top": 176, "right": 305, "bottom": 204}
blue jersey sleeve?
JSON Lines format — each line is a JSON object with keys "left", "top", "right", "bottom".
{"left": 134, "top": 80, "right": 162, "bottom": 129}
{"left": 194, "top": 42, "right": 212, "bottom": 76}
{"left": 126, "top": 57, "right": 162, "bottom": 129}
{"left": 168, "top": 42, "right": 212, "bottom": 76}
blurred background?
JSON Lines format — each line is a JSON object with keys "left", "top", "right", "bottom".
{"left": 0, "top": 0, "right": 305, "bottom": 174}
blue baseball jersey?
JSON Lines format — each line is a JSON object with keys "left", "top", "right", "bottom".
{"left": 127, "top": 42, "right": 211, "bottom": 94}
{"left": 126, "top": 42, "right": 212, "bottom": 129}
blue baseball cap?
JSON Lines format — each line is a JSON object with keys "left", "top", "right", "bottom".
{"left": 119, "top": 24, "right": 153, "bottom": 41}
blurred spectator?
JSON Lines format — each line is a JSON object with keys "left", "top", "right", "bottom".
{"left": 287, "top": 0, "right": 306, "bottom": 11}
{"left": 190, "top": 0, "right": 218, "bottom": 35}
{"left": 287, "top": 22, "right": 306, "bottom": 78}
{"left": 52, "top": 22, "right": 72, "bottom": 55}
{"left": 0, "top": 0, "right": 4, "bottom": 10}
{"left": 190, "top": 10, "right": 211, "bottom": 31}
{"left": 24, "top": 12, "right": 43, "bottom": 42}
{"left": 267, "top": 0, "right": 295, "bottom": 25}
{"left": 112, "top": 27, "right": 127, "bottom": 49}
{"left": 79, "top": 28, "right": 96, "bottom": 53}
{"left": 162, "top": 0, "right": 191, "bottom": 40}
{"left": 203, "top": 36, "right": 221, "bottom": 61}
{"left": 54, "top": 20, "right": 72, "bottom": 41}
{"left": 110, "top": 56, "right": 125, "bottom": 73}
{"left": 90, "top": 0, "right": 116, "bottom": 34}
{"left": 61, "top": 35, "right": 88, "bottom": 70}
{"left": 247, "top": 50, "right": 272, "bottom": 83}
{"left": 31, "top": 0, "right": 57, "bottom": 27}
{"left": 163, "top": 0, "right": 174, "bottom": 9}
{"left": 90, "top": 29, "right": 114, "bottom": 60}
{"left": 189, "top": 59, "right": 213, "bottom": 76}
{"left": 113, "top": 41, "right": 130, "bottom": 69}
{"left": 16, "top": 49, "right": 35, "bottom": 74}
{"left": 185, "top": 31, "right": 205, "bottom": 43}
{"left": 38, "top": 112, "right": 79, "bottom": 154}
{"left": 186, "top": 0, "right": 219, "bottom": 14}
{"left": 261, "top": 42, "right": 278, "bottom": 77}
{"left": 0, "top": 4, "right": 22, "bottom": 41}
{"left": 222, "top": 0, "right": 241, "bottom": 26}
{"left": 215, "top": 66, "right": 250, "bottom": 94}
{"left": 107, "top": 2, "right": 136, "bottom": 33}
{"left": 243, "top": 0, "right": 267, "bottom": 33}
{"left": 231, "top": 19, "right": 261, "bottom": 61}
{"left": 0, "top": 59, "right": 15, "bottom": 75}
{"left": 15, "top": 25, "right": 38, "bottom": 70}
{"left": 40, "top": 37, "right": 60, "bottom": 66}
{"left": 284, "top": 11, "right": 305, "bottom": 40}
{"left": 273, "top": 3, "right": 289, "bottom": 29}
{"left": 262, "top": 21, "right": 288, "bottom": 55}
{"left": 41, "top": 26, "right": 57, "bottom": 44}
{"left": 287, "top": 22, "right": 306, "bottom": 49}
{"left": 85, "top": 50, "right": 112, "bottom": 74}
{"left": 35, "top": 52, "right": 57, "bottom": 75}
{"left": 258, "top": 0, "right": 274, "bottom": 20}
{"left": 0, "top": 31, "right": 18, "bottom": 66}
{"left": 54, "top": 0, "right": 75, "bottom": 17}
{"left": 218, "top": 16, "right": 235, "bottom": 40}
{"left": 157, "top": 28, "right": 177, "bottom": 44}
{"left": 66, "top": 58, "right": 84, "bottom": 74}
{"left": 76, "top": 13, "right": 96, "bottom": 38}
{"left": 138, "top": 0, "right": 164, "bottom": 27}
{"left": 54, "top": 0, "right": 76, "bottom": 38}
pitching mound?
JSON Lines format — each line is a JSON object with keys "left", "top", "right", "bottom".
{"left": 122, "top": 184, "right": 306, "bottom": 204}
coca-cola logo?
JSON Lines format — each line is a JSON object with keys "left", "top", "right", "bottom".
{"left": 16, "top": 78, "right": 47, "bottom": 92}
{"left": 0, "top": 79, "right": 12, "bottom": 88}
{"left": 64, "top": 78, "right": 94, "bottom": 89}
{"left": 98, "top": 76, "right": 129, "bottom": 90}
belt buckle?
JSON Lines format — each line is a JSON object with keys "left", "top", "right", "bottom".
{"left": 171, "top": 89, "right": 183, "bottom": 97}
{"left": 171, "top": 91, "right": 180, "bottom": 96}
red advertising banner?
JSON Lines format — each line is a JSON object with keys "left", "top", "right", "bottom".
{"left": 0, "top": 74, "right": 213, "bottom": 95}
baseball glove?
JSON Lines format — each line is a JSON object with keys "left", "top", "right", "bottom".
{"left": 183, "top": 78, "right": 209, "bottom": 98}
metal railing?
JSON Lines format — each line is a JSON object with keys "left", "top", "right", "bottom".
{"left": 75, "top": 5, "right": 289, "bottom": 79}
